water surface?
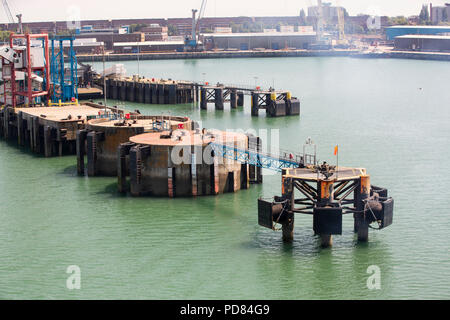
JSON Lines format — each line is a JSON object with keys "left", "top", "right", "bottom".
{"left": 1, "top": 57, "right": 449, "bottom": 299}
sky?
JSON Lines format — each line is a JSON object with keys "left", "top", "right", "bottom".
{"left": 2, "top": 0, "right": 449, "bottom": 23}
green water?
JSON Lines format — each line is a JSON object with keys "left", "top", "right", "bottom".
{"left": 1, "top": 57, "right": 449, "bottom": 299}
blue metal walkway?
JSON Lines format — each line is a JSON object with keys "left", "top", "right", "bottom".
{"left": 210, "top": 142, "right": 316, "bottom": 172}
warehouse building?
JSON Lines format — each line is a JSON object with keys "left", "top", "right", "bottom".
{"left": 386, "top": 26, "right": 450, "bottom": 40}
{"left": 113, "top": 41, "right": 184, "bottom": 53}
{"left": 204, "top": 32, "right": 316, "bottom": 50}
{"left": 75, "top": 32, "right": 145, "bottom": 50}
{"left": 394, "top": 35, "right": 450, "bottom": 52}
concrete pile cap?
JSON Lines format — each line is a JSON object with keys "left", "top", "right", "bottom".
{"left": 16, "top": 105, "right": 100, "bottom": 121}
{"left": 130, "top": 129, "right": 247, "bottom": 147}
{"left": 88, "top": 117, "right": 186, "bottom": 128}
{"left": 285, "top": 167, "right": 368, "bottom": 182}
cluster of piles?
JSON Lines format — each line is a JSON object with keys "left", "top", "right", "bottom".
{"left": 77, "top": 118, "right": 263, "bottom": 197}
{"left": 105, "top": 78, "right": 195, "bottom": 105}
{"left": 0, "top": 102, "right": 127, "bottom": 157}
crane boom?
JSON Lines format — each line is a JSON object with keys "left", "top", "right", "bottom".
{"left": 195, "top": 0, "right": 207, "bottom": 36}
{"left": 198, "top": 0, "right": 207, "bottom": 23}
{"left": 2, "top": 0, "right": 15, "bottom": 24}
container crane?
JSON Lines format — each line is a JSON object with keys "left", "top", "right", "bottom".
{"left": 184, "top": 0, "right": 207, "bottom": 51}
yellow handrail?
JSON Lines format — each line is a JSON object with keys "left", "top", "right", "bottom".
{"left": 48, "top": 99, "right": 79, "bottom": 107}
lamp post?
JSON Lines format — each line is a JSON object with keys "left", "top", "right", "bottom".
{"left": 102, "top": 44, "right": 107, "bottom": 107}
{"left": 137, "top": 42, "right": 140, "bottom": 78}
{"left": 109, "top": 20, "right": 113, "bottom": 52}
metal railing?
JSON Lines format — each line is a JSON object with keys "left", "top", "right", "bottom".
{"left": 210, "top": 141, "right": 316, "bottom": 172}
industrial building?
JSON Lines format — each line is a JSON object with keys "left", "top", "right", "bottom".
{"left": 142, "top": 24, "right": 169, "bottom": 41}
{"left": 204, "top": 32, "right": 316, "bottom": 51}
{"left": 394, "top": 35, "right": 450, "bottom": 52}
{"left": 386, "top": 26, "right": 450, "bottom": 40}
{"left": 75, "top": 32, "right": 145, "bottom": 50}
{"left": 113, "top": 41, "right": 184, "bottom": 53}
{"left": 430, "top": 3, "right": 450, "bottom": 24}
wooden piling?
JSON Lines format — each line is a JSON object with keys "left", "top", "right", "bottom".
{"left": 230, "top": 89, "right": 238, "bottom": 109}
{"left": 191, "top": 152, "right": 198, "bottom": 196}
{"left": 17, "top": 111, "right": 23, "bottom": 146}
{"left": 237, "top": 92, "right": 244, "bottom": 107}
{"left": 3, "top": 107, "right": 9, "bottom": 139}
{"left": 251, "top": 92, "right": 259, "bottom": 116}
{"left": 117, "top": 142, "right": 135, "bottom": 193}
{"left": 282, "top": 177, "right": 295, "bottom": 242}
{"left": 112, "top": 80, "right": 118, "bottom": 100}
{"left": 356, "top": 175, "right": 371, "bottom": 242}
{"left": 44, "top": 126, "right": 52, "bottom": 157}
{"left": 151, "top": 84, "right": 158, "bottom": 104}
{"left": 32, "top": 116, "right": 40, "bottom": 153}
{"left": 215, "top": 88, "right": 224, "bottom": 110}
{"left": 168, "top": 84, "right": 177, "bottom": 105}
{"left": 76, "top": 129, "right": 87, "bottom": 175}
{"left": 241, "top": 163, "right": 249, "bottom": 189}
{"left": 158, "top": 84, "right": 165, "bottom": 104}
{"left": 129, "top": 145, "right": 142, "bottom": 196}
{"left": 200, "top": 87, "right": 207, "bottom": 110}
{"left": 144, "top": 83, "right": 151, "bottom": 104}
{"left": 87, "top": 131, "right": 97, "bottom": 176}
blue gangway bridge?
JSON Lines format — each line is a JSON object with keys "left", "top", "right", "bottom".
{"left": 209, "top": 141, "right": 317, "bottom": 172}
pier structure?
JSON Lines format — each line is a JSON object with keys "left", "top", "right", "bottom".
{"left": 0, "top": 102, "right": 130, "bottom": 157}
{"left": 76, "top": 115, "right": 195, "bottom": 177}
{"left": 258, "top": 165, "right": 394, "bottom": 246}
{"left": 208, "top": 138, "right": 394, "bottom": 246}
{"left": 101, "top": 77, "right": 299, "bottom": 117}
{"left": 199, "top": 85, "right": 244, "bottom": 110}
{"left": 250, "top": 90, "right": 300, "bottom": 117}
{"left": 117, "top": 129, "right": 262, "bottom": 197}
{"left": 104, "top": 78, "right": 195, "bottom": 105}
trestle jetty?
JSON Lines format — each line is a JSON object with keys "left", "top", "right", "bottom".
{"left": 101, "top": 76, "right": 300, "bottom": 117}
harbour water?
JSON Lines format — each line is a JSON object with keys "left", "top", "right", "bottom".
{"left": 1, "top": 57, "right": 449, "bottom": 299}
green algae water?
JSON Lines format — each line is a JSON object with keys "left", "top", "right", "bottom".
{"left": 1, "top": 57, "right": 449, "bottom": 299}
